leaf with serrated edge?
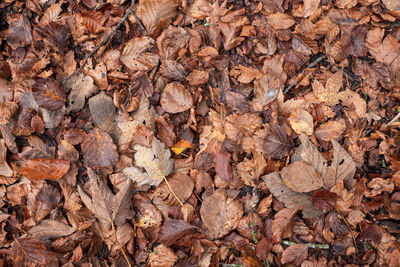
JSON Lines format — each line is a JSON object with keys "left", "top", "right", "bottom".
{"left": 262, "top": 172, "right": 322, "bottom": 219}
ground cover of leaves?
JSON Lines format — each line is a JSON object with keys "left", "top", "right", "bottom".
{"left": 0, "top": 0, "right": 400, "bottom": 266}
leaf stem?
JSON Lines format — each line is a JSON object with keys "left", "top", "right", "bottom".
{"left": 250, "top": 211, "right": 258, "bottom": 244}
{"left": 162, "top": 176, "right": 184, "bottom": 207}
{"left": 110, "top": 220, "right": 132, "bottom": 267}
{"left": 281, "top": 240, "right": 329, "bottom": 249}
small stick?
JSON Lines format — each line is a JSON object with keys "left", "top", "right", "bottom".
{"left": 284, "top": 55, "right": 326, "bottom": 94}
{"left": 63, "top": 0, "right": 143, "bottom": 83}
{"left": 110, "top": 219, "right": 132, "bottom": 267}
{"left": 387, "top": 112, "right": 400, "bottom": 126}
{"left": 336, "top": 210, "right": 357, "bottom": 255}
{"left": 281, "top": 240, "right": 329, "bottom": 249}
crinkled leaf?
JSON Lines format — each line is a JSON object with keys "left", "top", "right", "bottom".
{"left": 29, "top": 219, "right": 75, "bottom": 240}
{"left": 120, "top": 37, "right": 159, "bottom": 71}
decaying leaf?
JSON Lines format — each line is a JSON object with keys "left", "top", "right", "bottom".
{"left": 158, "top": 219, "right": 197, "bottom": 246}
{"left": 148, "top": 244, "right": 178, "bottom": 267}
{"left": 315, "top": 119, "right": 346, "bottom": 141}
{"left": 213, "top": 149, "right": 232, "bottom": 183}
{"left": 265, "top": 124, "right": 294, "bottom": 160}
{"left": 271, "top": 208, "right": 299, "bottom": 243}
{"left": 32, "top": 78, "right": 66, "bottom": 111}
{"left": 88, "top": 92, "right": 117, "bottom": 134}
{"left": 0, "top": 139, "right": 13, "bottom": 177}
{"left": 366, "top": 28, "right": 400, "bottom": 66}
{"left": 200, "top": 191, "right": 243, "bottom": 239}
{"left": 120, "top": 37, "right": 159, "bottom": 71}
{"left": 281, "top": 244, "right": 308, "bottom": 265}
{"left": 266, "top": 12, "right": 295, "bottom": 30}
{"left": 12, "top": 237, "right": 58, "bottom": 266}
{"left": 288, "top": 109, "right": 314, "bottom": 136}
{"left": 64, "top": 74, "right": 98, "bottom": 113}
{"left": 312, "top": 70, "right": 344, "bottom": 106}
{"left": 29, "top": 219, "right": 75, "bottom": 240}
{"left": 154, "top": 172, "right": 194, "bottom": 206}
{"left": 280, "top": 161, "right": 324, "bottom": 193}
{"left": 123, "top": 138, "right": 173, "bottom": 187}
{"left": 160, "top": 83, "right": 193, "bottom": 113}
{"left": 19, "top": 158, "right": 69, "bottom": 180}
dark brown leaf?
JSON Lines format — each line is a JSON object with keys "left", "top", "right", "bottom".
{"left": 311, "top": 190, "right": 338, "bottom": 212}
{"left": 360, "top": 224, "right": 382, "bottom": 243}
{"left": 32, "top": 78, "right": 66, "bottom": 111}
{"left": 81, "top": 128, "right": 119, "bottom": 172}
{"left": 38, "top": 22, "right": 70, "bottom": 54}
{"left": 213, "top": 150, "right": 232, "bottom": 183}
{"left": 19, "top": 158, "right": 70, "bottom": 180}
{"left": 265, "top": 124, "right": 293, "bottom": 160}
{"left": 6, "top": 15, "right": 32, "bottom": 50}
{"left": 79, "top": 11, "right": 106, "bottom": 34}
{"left": 158, "top": 219, "right": 197, "bottom": 246}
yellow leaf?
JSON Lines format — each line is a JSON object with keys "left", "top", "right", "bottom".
{"left": 171, "top": 139, "right": 193, "bottom": 155}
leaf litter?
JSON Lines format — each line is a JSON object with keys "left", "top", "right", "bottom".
{"left": 1, "top": 0, "right": 400, "bottom": 266}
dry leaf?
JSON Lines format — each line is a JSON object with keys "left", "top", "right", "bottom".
{"left": 154, "top": 172, "right": 194, "bottom": 206}
{"left": 280, "top": 161, "right": 324, "bottom": 193}
{"left": 12, "top": 237, "right": 58, "bottom": 266}
{"left": 366, "top": 28, "right": 400, "bottom": 66}
{"left": 160, "top": 83, "right": 193, "bottom": 113}
{"left": 266, "top": 12, "right": 295, "bottom": 30}
{"left": 229, "top": 66, "right": 262, "bottom": 84}
{"left": 6, "top": 15, "right": 32, "bottom": 50}
{"left": 213, "top": 149, "right": 232, "bottom": 183}
{"left": 39, "top": 3, "right": 62, "bottom": 25}
{"left": 64, "top": 74, "right": 98, "bottom": 113}
{"left": 122, "top": 138, "right": 173, "bottom": 187}
{"left": 0, "top": 139, "right": 13, "bottom": 177}
{"left": 149, "top": 244, "right": 178, "bottom": 267}
{"left": 186, "top": 69, "right": 209, "bottom": 86}
{"left": 312, "top": 71, "right": 343, "bottom": 106}
{"left": 81, "top": 128, "right": 119, "bottom": 173}
{"left": 271, "top": 208, "right": 299, "bottom": 243}
{"left": 293, "top": 0, "right": 320, "bottom": 18}
{"left": 265, "top": 124, "right": 294, "bottom": 160}
{"left": 200, "top": 191, "right": 243, "bottom": 238}
{"left": 29, "top": 219, "right": 75, "bottom": 240}
{"left": 281, "top": 244, "right": 308, "bottom": 265}
{"left": 262, "top": 172, "right": 322, "bottom": 219}
{"left": 120, "top": 37, "right": 160, "bottom": 71}
{"left": 79, "top": 11, "right": 106, "bottom": 35}
{"left": 315, "top": 119, "right": 346, "bottom": 142}
{"left": 19, "top": 158, "right": 69, "bottom": 180}
{"left": 158, "top": 219, "right": 197, "bottom": 246}
{"left": 171, "top": 139, "right": 193, "bottom": 155}
{"left": 88, "top": 92, "right": 117, "bottom": 134}
{"left": 32, "top": 78, "right": 66, "bottom": 111}
{"left": 288, "top": 109, "right": 314, "bottom": 136}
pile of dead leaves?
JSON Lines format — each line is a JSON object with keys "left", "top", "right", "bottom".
{"left": 0, "top": 0, "right": 400, "bottom": 266}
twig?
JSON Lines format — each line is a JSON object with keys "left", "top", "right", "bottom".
{"left": 63, "top": 0, "right": 142, "bottom": 83}
{"left": 281, "top": 240, "right": 329, "bottom": 249}
{"left": 110, "top": 219, "right": 132, "bottom": 267}
{"left": 283, "top": 55, "right": 327, "bottom": 94}
{"left": 387, "top": 112, "right": 400, "bottom": 126}
{"left": 163, "top": 176, "right": 184, "bottom": 207}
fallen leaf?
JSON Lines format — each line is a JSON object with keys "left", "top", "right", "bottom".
{"left": 32, "top": 78, "right": 67, "bottom": 111}
{"left": 330, "top": 139, "right": 356, "bottom": 189}
{"left": 225, "top": 91, "right": 248, "bottom": 113}
{"left": 366, "top": 28, "right": 400, "bottom": 66}
{"left": 160, "top": 83, "right": 193, "bottom": 113}
{"left": 213, "top": 150, "right": 232, "bottom": 183}
{"left": 122, "top": 138, "right": 173, "bottom": 187}
{"left": 39, "top": 3, "right": 62, "bottom": 25}
{"left": 29, "top": 219, "right": 75, "bottom": 240}
{"left": 288, "top": 109, "right": 314, "bottom": 136}
{"left": 311, "top": 190, "right": 338, "bottom": 212}
{"left": 135, "top": 0, "right": 178, "bottom": 37}
{"left": 229, "top": 65, "right": 262, "bottom": 84}
{"left": 360, "top": 224, "right": 382, "bottom": 243}
{"left": 79, "top": 11, "right": 106, "bottom": 34}
{"left": 364, "top": 178, "right": 394, "bottom": 198}
{"left": 271, "top": 208, "right": 299, "bottom": 243}
{"left": 315, "top": 119, "right": 346, "bottom": 142}
{"left": 154, "top": 172, "right": 194, "bottom": 206}
{"left": 281, "top": 244, "right": 308, "bottom": 265}
{"left": 148, "top": 244, "right": 178, "bottom": 267}
{"left": 293, "top": 0, "right": 320, "bottom": 17}
{"left": 120, "top": 37, "right": 159, "bottom": 71}
{"left": 171, "top": 139, "right": 194, "bottom": 155}
{"left": 265, "top": 124, "right": 294, "bottom": 160}
{"left": 382, "top": 0, "right": 400, "bottom": 11}
{"left": 266, "top": 12, "right": 295, "bottom": 30}
{"left": 200, "top": 191, "right": 243, "bottom": 239}
{"left": 262, "top": 172, "right": 322, "bottom": 219}
{"left": 160, "top": 60, "right": 187, "bottom": 81}
{"left": 19, "top": 158, "right": 69, "bottom": 180}
{"left": 64, "top": 74, "right": 98, "bottom": 113}
{"left": 156, "top": 116, "right": 175, "bottom": 147}
{"left": 6, "top": 15, "right": 32, "bottom": 50}
{"left": 158, "top": 219, "right": 197, "bottom": 246}
{"left": 0, "top": 139, "right": 13, "bottom": 177}
{"left": 186, "top": 69, "right": 209, "bottom": 86}
{"left": 312, "top": 70, "right": 343, "bottom": 106}
{"left": 280, "top": 161, "right": 324, "bottom": 193}
{"left": 88, "top": 92, "right": 117, "bottom": 134}
{"left": 12, "top": 237, "right": 58, "bottom": 266}
{"left": 81, "top": 128, "right": 119, "bottom": 173}
{"left": 131, "top": 124, "right": 153, "bottom": 148}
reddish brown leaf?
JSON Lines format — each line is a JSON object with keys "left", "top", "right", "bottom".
{"left": 360, "top": 224, "right": 382, "bottom": 243}
{"left": 160, "top": 83, "right": 193, "bottom": 113}
{"left": 186, "top": 69, "right": 209, "bottom": 86}
{"left": 158, "top": 219, "right": 197, "bottom": 246}
{"left": 213, "top": 150, "right": 232, "bottom": 183}
{"left": 79, "top": 11, "right": 106, "bottom": 34}
{"left": 266, "top": 12, "right": 295, "bottom": 30}
{"left": 366, "top": 28, "right": 400, "bottom": 66}
{"left": 311, "top": 190, "right": 338, "bottom": 212}
{"left": 131, "top": 124, "right": 153, "bottom": 148}
{"left": 12, "top": 237, "right": 58, "bottom": 266}
{"left": 6, "top": 15, "right": 32, "bottom": 50}
{"left": 281, "top": 244, "right": 308, "bottom": 265}
{"left": 271, "top": 208, "right": 299, "bottom": 243}
{"left": 19, "top": 158, "right": 70, "bottom": 180}
{"left": 81, "top": 128, "right": 119, "bottom": 172}
{"left": 32, "top": 78, "right": 67, "bottom": 110}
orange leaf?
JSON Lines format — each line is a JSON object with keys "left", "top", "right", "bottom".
{"left": 171, "top": 139, "right": 193, "bottom": 155}
{"left": 19, "top": 158, "right": 70, "bottom": 180}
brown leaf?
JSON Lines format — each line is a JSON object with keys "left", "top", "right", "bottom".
{"left": 366, "top": 28, "right": 400, "bottom": 66}
{"left": 88, "top": 92, "right": 117, "bottom": 135}
{"left": 262, "top": 172, "right": 322, "bottom": 219}
{"left": 311, "top": 190, "right": 338, "bottom": 212}
{"left": 27, "top": 183, "right": 61, "bottom": 222}
{"left": 213, "top": 150, "right": 232, "bottom": 183}
{"left": 19, "top": 158, "right": 69, "bottom": 180}
{"left": 271, "top": 208, "right": 299, "bottom": 243}
{"left": 81, "top": 128, "right": 119, "bottom": 172}
{"left": 225, "top": 91, "right": 248, "bottom": 113}
{"left": 158, "top": 219, "right": 197, "bottom": 246}
{"left": 156, "top": 116, "right": 176, "bottom": 147}
{"left": 32, "top": 78, "right": 67, "bottom": 111}
{"left": 186, "top": 69, "right": 209, "bottom": 86}
{"left": 0, "top": 101, "right": 18, "bottom": 125}
{"left": 160, "top": 83, "right": 193, "bottom": 113}
{"left": 288, "top": 109, "right": 314, "bottom": 136}
{"left": 266, "top": 12, "right": 295, "bottom": 30}
{"left": 12, "top": 237, "right": 58, "bottom": 266}
{"left": 382, "top": 0, "right": 400, "bottom": 11}
{"left": 293, "top": 0, "right": 320, "bottom": 17}
{"left": 148, "top": 244, "right": 178, "bottom": 267}
{"left": 265, "top": 124, "right": 294, "bottom": 160}
{"left": 315, "top": 119, "right": 346, "bottom": 142}
{"left": 330, "top": 139, "right": 356, "bottom": 189}
{"left": 79, "top": 11, "right": 106, "bottom": 34}
{"left": 280, "top": 161, "right": 324, "bottom": 192}
{"left": 200, "top": 191, "right": 243, "bottom": 238}
{"left": 133, "top": 193, "right": 163, "bottom": 228}
{"left": 38, "top": 22, "right": 71, "bottom": 54}
{"left": 312, "top": 70, "right": 343, "bottom": 106}
{"left": 6, "top": 15, "right": 32, "bottom": 50}
{"left": 29, "top": 219, "right": 75, "bottom": 240}
{"left": 30, "top": 114, "right": 45, "bottom": 134}
{"left": 39, "top": 3, "right": 62, "bottom": 25}
{"left": 120, "top": 37, "right": 159, "bottom": 71}
{"left": 224, "top": 113, "right": 262, "bottom": 142}
{"left": 229, "top": 66, "right": 262, "bottom": 84}
{"left": 131, "top": 124, "right": 153, "bottom": 148}
{"left": 0, "top": 139, "right": 13, "bottom": 177}
{"left": 281, "top": 244, "right": 308, "bottom": 265}
{"left": 160, "top": 60, "right": 187, "bottom": 81}
{"left": 135, "top": 0, "right": 178, "bottom": 37}
{"left": 154, "top": 172, "right": 194, "bottom": 206}
{"left": 64, "top": 74, "right": 98, "bottom": 113}
{"left": 360, "top": 224, "right": 382, "bottom": 243}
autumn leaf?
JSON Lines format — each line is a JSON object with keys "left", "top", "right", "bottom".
{"left": 160, "top": 83, "right": 193, "bottom": 113}
{"left": 12, "top": 237, "right": 58, "bottom": 266}
{"left": 280, "top": 161, "right": 324, "bottom": 193}
{"left": 120, "top": 37, "right": 160, "bottom": 71}
{"left": 288, "top": 109, "right": 314, "bottom": 136}
{"left": 158, "top": 219, "right": 197, "bottom": 246}
{"left": 0, "top": 139, "right": 13, "bottom": 177}
{"left": 213, "top": 149, "right": 232, "bottom": 183}
{"left": 311, "top": 190, "right": 338, "bottom": 212}
{"left": 32, "top": 78, "right": 67, "bottom": 110}
{"left": 88, "top": 92, "right": 117, "bottom": 134}
{"left": 366, "top": 28, "right": 400, "bottom": 66}
{"left": 29, "top": 219, "right": 76, "bottom": 240}
{"left": 148, "top": 244, "right": 178, "bottom": 267}
{"left": 122, "top": 138, "right": 173, "bottom": 187}
{"left": 271, "top": 208, "right": 298, "bottom": 243}
{"left": 200, "top": 191, "right": 243, "bottom": 239}
{"left": 315, "top": 119, "right": 346, "bottom": 142}
{"left": 312, "top": 70, "right": 344, "bottom": 106}
{"left": 154, "top": 172, "right": 194, "bottom": 206}
{"left": 281, "top": 244, "right": 308, "bottom": 265}
{"left": 264, "top": 124, "right": 294, "bottom": 160}
{"left": 171, "top": 139, "right": 193, "bottom": 155}
{"left": 266, "top": 12, "right": 295, "bottom": 30}
{"left": 64, "top": 74, "right": 98, "bottom": 113}
{"left": 79, "top": 11, "right": 106, "bottom": 34}
{"left": 19, "top": 158, "right": 70, "bottom": 180}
